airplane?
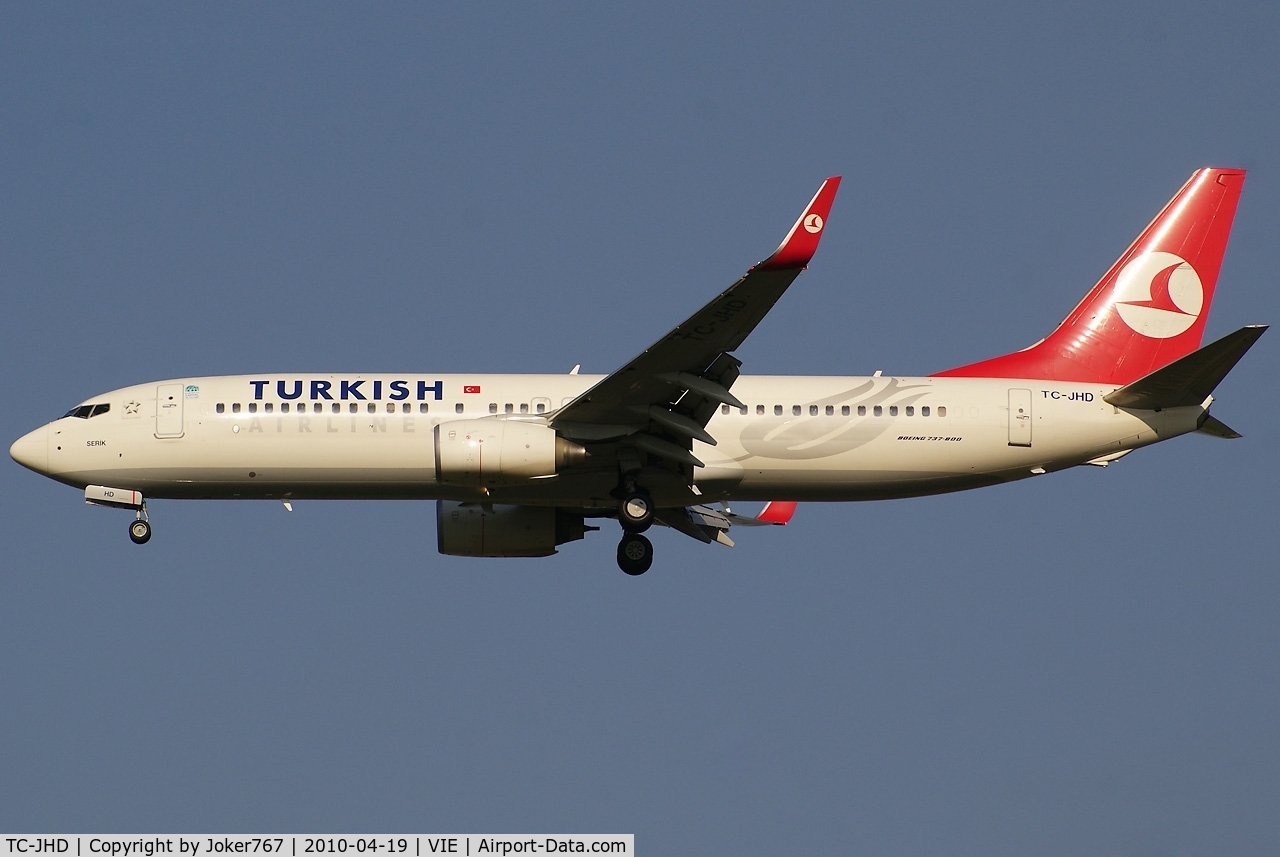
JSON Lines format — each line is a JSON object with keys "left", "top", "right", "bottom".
{"left": 9, "top": 168, "right": 1265, "bottom": 575}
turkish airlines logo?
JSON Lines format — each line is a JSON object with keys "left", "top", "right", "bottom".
{"left": 803, "top": 213, "right": 824, "bottom": 234}
{"left": 1112, "top": 251, "right": 1203, "bottom": 339}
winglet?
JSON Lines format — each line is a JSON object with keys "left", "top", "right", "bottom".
{"left": 756, "top": 500, "right": 798, "bottom": 525}
{"left": 757, "top": 177, "right": 842, "bottom": 271}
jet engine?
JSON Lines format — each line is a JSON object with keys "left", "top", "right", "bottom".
{"left": 436, "top": 501, "right": 587, "bottom": 557}
{"left": 434, "top": 419, "right": 586, "bottom": 486}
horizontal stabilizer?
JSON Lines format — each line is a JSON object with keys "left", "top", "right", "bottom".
{"left": 1197, "top": 414, "right": 1242, "bottom": 439}
{"left": 1103, "top": 325, "right": 1267, "bottom": 410}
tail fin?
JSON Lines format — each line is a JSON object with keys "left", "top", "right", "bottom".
{"left": 935, "top": 168, "right": 1246, "bottom": 385}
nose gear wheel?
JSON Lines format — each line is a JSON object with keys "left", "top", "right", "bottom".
{"left": 128, "top": 518, "right": 152, "bottom": 544}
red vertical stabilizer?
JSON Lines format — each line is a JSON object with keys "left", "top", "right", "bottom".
{"left": 934, "top": 168, "right": 1245, "bottom": 385}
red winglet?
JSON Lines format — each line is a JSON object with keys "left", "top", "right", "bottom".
{"left": 757, "top": 176, "right": 842, "bottom": 271}
{"left": 756, "top": 500, "right": 798, "bottom": 525}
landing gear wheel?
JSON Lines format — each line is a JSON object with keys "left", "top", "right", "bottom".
{"left": 617, "top": 533, "right": 654, "bottom": 576}
{"left": 618, "top": 490, "right": 654, "bottom": 533}
{"left": 128, "top": 519, "right": 152, "bottom": 545}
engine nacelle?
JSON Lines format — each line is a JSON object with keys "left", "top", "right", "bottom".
{"left": 434, "top": 419, "right": 585, "bottom": 486}
{"left": 436, "top": 501, "right": 587, "bottom": 557}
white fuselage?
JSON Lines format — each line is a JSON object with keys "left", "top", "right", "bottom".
{"left": 23, "top": 373, "right": 1202, "bottom": 508}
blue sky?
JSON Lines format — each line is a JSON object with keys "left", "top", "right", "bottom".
{"left": 2, "top": 4, "right": 1278, "bottom": 854}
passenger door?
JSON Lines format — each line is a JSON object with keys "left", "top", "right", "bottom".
{"left": 155, "top": 383, "right": 185, "bottom": 438}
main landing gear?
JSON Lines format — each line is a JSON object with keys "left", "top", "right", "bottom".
{"left": 615, "top": 485, "right": 655, "bottom": 575}
{"left": 618, "top": 488, "right": 654, "bottom": 533}
{"left": 617, "top": 533, "right": 653, "bottom": 575}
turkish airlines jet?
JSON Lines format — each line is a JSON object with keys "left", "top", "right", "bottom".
{"left": 10, "top": 169, "right": 1264, "bottom": 574}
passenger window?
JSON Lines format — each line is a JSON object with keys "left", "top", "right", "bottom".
{"left": 264, "top": 403, "right": 273, "bottom": 413}
{"left": 232, "top": 403, "right": 241, "bottom": 414}
{"left": 536, "top": 402, "right": 546, "bottom": 414}
{"left": 938, "top": 406, "right": 947, "bottom": 417}
{"left": 792, "top": 405, "right": 801, "bottom": 416}
{"left": 402, "top": 403, "right": 411, "bottom": 413}
{"left": 501, "top": 403, "right": 511, "bottom": 414}
{"left": 349, "top": 403, "right": 358, "bottom": 414}
{"left": 386, "top": 403, "right": 395, "bottom": 413}
{"left": 489, "top": 403, "right": 498, "bottom": 414}
{"left": 313, "top": 402, "right": 323, "bottom": 413}
{"left": 873, "top": 405, "right": 882, "bottom": 417}
{"left": 809, "top": 405, "right": 818, "bottom": 416}
{"left": 825, "top": 405, "right": 834, "bottom": 416}
{"left": 332, "top": 403, "right": 340, "bottom": 414}
{"left": 721, "top": 404, "right": 730, "bottom": 415}
{"left": 456, "top": 403, "right": 464, "bottom": 414}
{"left": 757, "top": 405, "right": 765, "bottom": 415}
{"left": 841, "top": 405, "right": 850, "bottom": 416}
{"left": 889, "top": 406, "right": 899, "bottom": 416}
{"left": 520, "top": 403, "right": 529, "bottom": 414}
{"left": 367, "top": 403, "right": 376, "bottom": 413}
{"left": 906, "top": 406, "right": 914, "bottom": 416}
{"left": 857, "top": 405, "right": 866, "bottom": 416}
{"left": 922, "top": 406, "right": 930, "bottom": 416}
{"left": 774, "top": 405, "right": 783, "bottom": 416}
{"left": 739, "top": 406, "right": 747, "bottom": 415}
{"left": 282, "top": 403, "right": 290, "bottom": 413}
{"left": 248, "top": 403, "right": 258, "bottom": 413}
{"left": 216, "top": 403, "right": 225, "bottom": 414}
{"left": 420, "top": 402, "right": 429, "bottom": 413}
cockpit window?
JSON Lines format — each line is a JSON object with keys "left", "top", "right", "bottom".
{"left": 62, "top": 403, "right": 110, "bottom": 419}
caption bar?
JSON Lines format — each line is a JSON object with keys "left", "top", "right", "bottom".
{"left": 1, "top": 838, "right": 632, "bottom": 857}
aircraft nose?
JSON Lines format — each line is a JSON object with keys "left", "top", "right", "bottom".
{"left": 10, "top": 425, "right": 48, "bottom": 474}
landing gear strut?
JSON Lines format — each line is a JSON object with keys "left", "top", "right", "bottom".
{"left": 617, "top": 533, "right": 653, "bottom": 575}
{"left": 128, "top": 503, "right": 151, "bottom": 545}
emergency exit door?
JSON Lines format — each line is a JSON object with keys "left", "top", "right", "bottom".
{"left": 1008, "top": 388, "right": 1032, "bottom": 447}
{"left": 155, "top": 383, "right": 185, "bottom": 438}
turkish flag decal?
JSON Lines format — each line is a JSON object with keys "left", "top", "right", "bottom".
{"left": 463, "top": 385, "right": 481, "bottom": 394}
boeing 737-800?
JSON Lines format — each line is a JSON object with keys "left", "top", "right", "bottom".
{"left": 10, "top": 169, "right": 1265, "bottom": 574}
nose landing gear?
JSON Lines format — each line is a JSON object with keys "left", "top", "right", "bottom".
{"left": 84, "top": 485, "right": 152, "bottom": 545}
{"left": 128, "top": 517, "right": 152, "bottom": 545}
{"left": 128, "top": 502, "right": 151, "bottom": 544}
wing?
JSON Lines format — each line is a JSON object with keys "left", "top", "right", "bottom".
{"left": 655, "top": 501, "right": 799, "bottom": 548}
{"left": 551, "top": 176, "right": 842, "bottom": 454}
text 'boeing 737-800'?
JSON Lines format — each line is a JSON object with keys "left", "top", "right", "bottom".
{"left": 10, "top": 169, "right": 1265, "bottom": 574}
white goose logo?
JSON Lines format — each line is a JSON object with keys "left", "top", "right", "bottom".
{"left": 1112, "top": 251, "right": 1203, "bottom": 339}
